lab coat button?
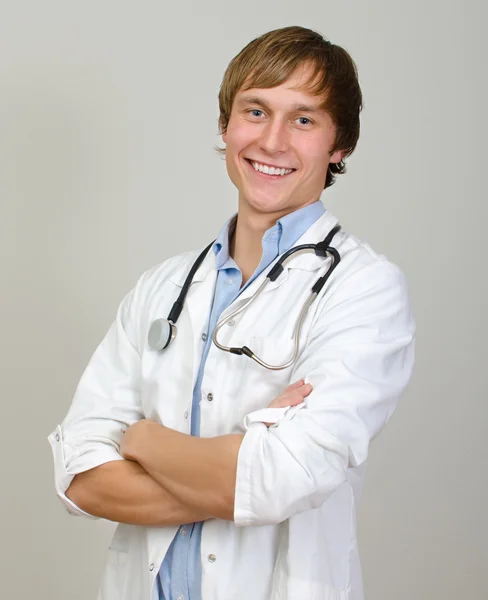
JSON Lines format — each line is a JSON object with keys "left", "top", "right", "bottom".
{"left": 207, "top": 393, "right": 213, "bottom": 402}
{"left": 149, "top": 563, "right": 154, "bottom": 571}
{"left": 55, "top": 434, "right": 60, "bottom": 441}
{"left": 207, "top": 553, "right": 216, "bottom": 562}
{"left": 201, "top": 333, "right": 207, "bottom": 341}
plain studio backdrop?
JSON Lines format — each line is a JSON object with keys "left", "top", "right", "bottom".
{"left": 0, "top": 1, "right": 486, "bottom": 598}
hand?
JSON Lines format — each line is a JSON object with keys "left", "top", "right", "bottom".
{"left": 120, "top": 419, "right": 155, "bottom": 462}
{"left": 263, "top": 379, "right": 313, "bottom": 426}
{"left": 267, "top": 379, "right": 313, "bottom": 409}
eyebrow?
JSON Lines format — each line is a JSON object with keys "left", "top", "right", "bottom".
{"left": 236, "top": 95, "right": 323, "bottom": 113}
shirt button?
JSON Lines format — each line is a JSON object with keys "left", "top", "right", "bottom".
{"left": 184, "top": 410, "right": 189, "bottom": 419}
{"left": 207, "top": 393, "right": 213, "bottom": 402}
{"left": 227, "top": 319, "right": 235, "bottom": 327}
{"left": 181, "top": 527, "right": 187, "bottom": 536}
{"left": 177, "top": 595, "right": 184, "bottom": 600}
{"left": 55, "top": 434, "right": 60, "bottom": 441}
{"left": 208, "top": 553, "right": 217, "bottom": 563}
{"left": 149, "top": 563, "right": 154, "bottom": 571}
{"left": 201, "top": 333, "right": 207, "bottom": 342}
{"left": 226, "top": 278, "right": 233, "bottom": 285}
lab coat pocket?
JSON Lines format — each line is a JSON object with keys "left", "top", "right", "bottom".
{"left": 244, "top": 336, "right": 296, "bottom": 401}
{"left": 234, "top": 336, "right": 296, "bottom": 431}
{"left": 248, "top": 336, "right": 296, "bottom": 370}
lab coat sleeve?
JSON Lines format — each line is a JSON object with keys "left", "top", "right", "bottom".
{"left": 234, "top": 259, "right": 415, "bottom": 527}
{"left": 242, "top": 404, "right": 305, "bottom": 429}
{"left": 48, "top": 277, "right": 145, "bottom": 518}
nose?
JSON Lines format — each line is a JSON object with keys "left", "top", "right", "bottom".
{"left": 258, "top": 118, "right": 290, "bottom": 155}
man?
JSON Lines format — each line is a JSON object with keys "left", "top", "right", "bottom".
{"left": 49, "top": 26, "right": 415, "bottom": 600}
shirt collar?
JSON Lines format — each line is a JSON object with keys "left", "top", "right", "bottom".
{"left": 275, "top": 200, "right": 325, "bottom": 253}
{"left": 213, "top": 213, "right": 238, "bottom": 269}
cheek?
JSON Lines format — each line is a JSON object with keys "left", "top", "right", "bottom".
{"left": 224, "top": 125, "right": 247, "bottom": 182}
{"left": 226, "top": 119, "right": 256, "bottom": 155}
{"left": 296, "top": 137, "right": 331, "bottom": 173}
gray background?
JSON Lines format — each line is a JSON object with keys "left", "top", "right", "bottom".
{"left": 1, "top": 1, "right": 486, "bottom": 598}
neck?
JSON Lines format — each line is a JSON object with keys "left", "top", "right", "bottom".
{"left": 228, "top": 219, "right": 263, "bottom": 287}
{"left": 228, "top": 203, "right": 280, "bottom": 285}
{"left": 229, "top": 198, "right": 320, "bottom": 285}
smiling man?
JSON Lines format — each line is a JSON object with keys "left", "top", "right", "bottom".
{"left": 49, "top": 26, "right": 415, "bottom": 600}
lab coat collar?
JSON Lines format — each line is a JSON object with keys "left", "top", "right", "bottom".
{"left": 170, "top": 210, "right": 340, "bottom": 294}
{"left": 169, "top": 209, "right": 341, "bottom": 289}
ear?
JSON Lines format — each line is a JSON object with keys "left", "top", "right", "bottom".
{"left": 330, "top": 149, "right": 345, "bottom": 164}
{"left": 222, "top": 130, "right": 227, "bottom": 144}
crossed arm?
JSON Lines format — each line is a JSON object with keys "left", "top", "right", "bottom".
{"left": 63, "top": 263, "right": 415, "bottom": 528}
{"left": 65, "top": 457, "right": 211, "bottom": 526}
{"left": 65, "top": 380, "right": 310, "bottom": 525}
{"left": 123, "top": 421, "right": 244, "bottom": 520}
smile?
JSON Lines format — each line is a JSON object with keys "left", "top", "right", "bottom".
{"left": 245, "top": 159, "right": 296, "bottom": 177}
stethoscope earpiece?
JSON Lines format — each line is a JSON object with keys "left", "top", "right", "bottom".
{"left": 148, "top": 318, "right": 176, "bottom": 351}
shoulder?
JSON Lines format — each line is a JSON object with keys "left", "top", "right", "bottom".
{"left": 311, "top": 227, "right": 414, "bottom": 334}
{"left": 117, "top": 247, "right": 206, "bottom": 348}
{"left": 331, "top": 227, "right": 409, "bottom": 293}
{"left": 296, "top": 229, "right": 416, "bottom": 366}
{"left": 130, "top": 247, "right": 204, "bottom": 300}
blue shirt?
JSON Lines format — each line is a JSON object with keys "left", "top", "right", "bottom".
{"left": 157, "top": 200, "right": 326, "bottom": 600}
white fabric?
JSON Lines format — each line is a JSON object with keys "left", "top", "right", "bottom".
{"left": 48, "top": 210, "right": 415, "bottom": 600}
{"left": 242, "top": 402, "right": 306, "bottom": 429}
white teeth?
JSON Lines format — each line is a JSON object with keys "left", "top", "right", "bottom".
{"left": 251, "top": 161, "right": 294, "bottom": 176}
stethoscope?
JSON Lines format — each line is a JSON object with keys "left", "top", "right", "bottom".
{"left": 148, "top": 225, "right": 342, "bottom": 370}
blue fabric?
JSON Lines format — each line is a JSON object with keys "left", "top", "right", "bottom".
{"left": 158, "top": 200, "right": 326, "bottom": 600}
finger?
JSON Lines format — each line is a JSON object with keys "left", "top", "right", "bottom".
{"left": 273, "top": 393, "right": 300, "bottom": 407}
{"left": 287, "top": 392, "right": 308, "bottom": 405}
{"left": 286, "top": 379, "right": 304, "bottom": 390}
{"left": 290, "top": 383, "right": 312, "bottom": 398}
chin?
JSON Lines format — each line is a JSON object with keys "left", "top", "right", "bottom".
{"left": 244, "top": 198, "right": 289, "bottom": 216}
{"left": 241, "top": 190, "right": 291, "bottom": 214}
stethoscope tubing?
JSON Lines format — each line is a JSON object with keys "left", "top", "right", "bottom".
{"left": 167, "top": 239, "right": 216, "bottom": 327}
{"left": 148, "top": 225, "right": 342, "bottom": 370}
{"left": 212, "top": 245, "right": 340, "bottom": 370}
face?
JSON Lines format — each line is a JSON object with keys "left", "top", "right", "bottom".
{"left": 222, "top": 63, "right": 344, "bottom": 220}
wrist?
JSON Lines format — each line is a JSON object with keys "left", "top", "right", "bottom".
{"left": 134, "top": 421, "right": 183, "bottom": 464}
{"left": 122, "top": 419, "right": 160, "bottom": 462}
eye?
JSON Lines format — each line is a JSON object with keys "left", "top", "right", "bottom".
{"left": 296, "top": 117, "right": 313, "bottom": 126}
{"left": 247, "top": 109, "right": 264, "bottom": 118}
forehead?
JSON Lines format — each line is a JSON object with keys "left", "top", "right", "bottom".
{"left": 235, "top": 63, "right": 326, "bottom": 110}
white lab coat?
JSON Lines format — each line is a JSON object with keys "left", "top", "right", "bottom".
{"left": 48, "top": 210, "right": 415, "bottom": 600}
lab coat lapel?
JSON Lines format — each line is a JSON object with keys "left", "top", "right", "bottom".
{"left": 183, "top": 250, "right": 218, "bottom": 389}
{"left": 168, "top": 209, "right": 340, "bottom": 292}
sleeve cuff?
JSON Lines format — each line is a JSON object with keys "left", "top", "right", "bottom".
{"left": 48, "top": 425, "right": 123, "bottom": 519}
{"left": 242, "top": 402, "right": 306, "bottom": 430}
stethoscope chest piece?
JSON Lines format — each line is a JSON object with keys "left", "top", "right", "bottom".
{"left": 148, "top": 318, "right": 176, "bottom": 351}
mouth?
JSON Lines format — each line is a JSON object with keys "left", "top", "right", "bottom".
{"left": 244, "top": 158, "right": 297, "bottom": 179}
